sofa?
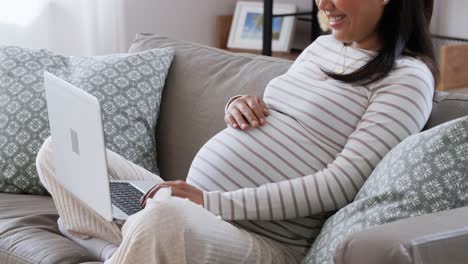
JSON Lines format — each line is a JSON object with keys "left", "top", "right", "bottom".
{"left": 0, "top": 33, "right": 467, "bottom": 264}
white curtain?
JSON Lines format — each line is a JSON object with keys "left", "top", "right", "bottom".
{"left": 0, "top": 0, "right": 126, "bottom": 56}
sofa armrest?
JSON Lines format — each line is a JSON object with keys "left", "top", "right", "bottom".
{"left": 334, "top": 206, "right": 468, "bottom": 264}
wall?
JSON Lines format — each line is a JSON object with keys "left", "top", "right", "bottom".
{"left": 431, "top": 0, "right": 468, "bottom": 39}
{"left": 0, "top": 0, "right": 125, "bottom": 56}
{"left": 121, "top": 0, "right": 323, "bottom": 50}
{"left": 0, "top": 0, "right": 464, "bottom": 55}
{"left": 114, "top": 0, "right": 468, "bottom": 53}
{"left": 122, "top": 0, "right": 239, "bottom": 49}
{"left": 122, "top": 0, "right": 463, "bottom": 51}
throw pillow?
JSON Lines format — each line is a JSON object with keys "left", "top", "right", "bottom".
{"left": 0, "top": 45, "right": 173, "bottom": 195}
{"left": 304, "top": 116, "right": 468, "bottom": 264}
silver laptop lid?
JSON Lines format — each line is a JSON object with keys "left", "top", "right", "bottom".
{"left": 44, "top": 72, "right": 113, "bottom": 221}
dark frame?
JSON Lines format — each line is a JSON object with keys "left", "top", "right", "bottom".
{"left": 262, "top": 0, "right": 320, "bottom": 56}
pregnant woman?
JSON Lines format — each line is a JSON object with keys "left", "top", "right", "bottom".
{"left": 37, "top": 0, "right": 437, "bottom": 263}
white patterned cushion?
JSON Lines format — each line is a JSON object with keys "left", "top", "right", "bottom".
{"left": 0, "top": 46, "right": 174, "bottom": 194}
{"left": 304, "top": 116, "right": 468, "bottom": 264}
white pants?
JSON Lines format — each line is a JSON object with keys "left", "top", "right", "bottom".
{"left": 36, "top": 138, "right": 304, "bottom": 264}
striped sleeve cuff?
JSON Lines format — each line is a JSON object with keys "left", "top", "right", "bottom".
{"left": 203, "top": 186, "right": 279, "bottom": 221}
{"left": 203, "top": 190, "right": 242, "bottom": 220}
{"left": 203, "top": 191, "right": 221, "bottom": 216}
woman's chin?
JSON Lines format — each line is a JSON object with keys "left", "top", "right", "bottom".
{"left": 331, "top": 31, "right": 351, "bottom": 43}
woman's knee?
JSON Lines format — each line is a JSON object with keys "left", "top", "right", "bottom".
{"left": 123, "top": 197, "right": 198, "bottom": 237}
{"left": 36, "top": 136, "right": 53, "bottom": 163}
{"left": 36, "top": 137, "right": 56, "bottom": 181}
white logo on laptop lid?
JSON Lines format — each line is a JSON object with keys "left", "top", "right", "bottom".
{"left": 70, "top": 128, "right": 80, "bottom": 155}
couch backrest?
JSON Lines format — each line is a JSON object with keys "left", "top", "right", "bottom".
{"left": 129, "top": 34, "right": 468, "bottom": 181}
{"left": 129, "top": 34, "right": 292, "bottom": 181}
{"left": 425, "top": 90, "right": 468, "bottom": 129}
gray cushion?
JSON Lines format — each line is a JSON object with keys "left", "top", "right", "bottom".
{"left": 0, "top": 47, "right": 68, "bottom": 195}
{"left": 0, "top": 193, "right": 96, "bottom": 263}
{"left": 304, "top": 116, "right": 468, "bottom": 264}
{"left": 425, "top": 91, "right": 468, "bottom": 130}
{"left": 128, "top": 33, "right": 293, "bottom": 181}
{"left": 63, "top": 49, "right": 174, "bottom": 177}
{"left": 0, "top": 45, "right": 174, "bottom": 194}
{"left": 333, "top": 206, "right": 468, "bottom": 264}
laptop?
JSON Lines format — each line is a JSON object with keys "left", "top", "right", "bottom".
{"left": 43, "top": 72, "right": 166, "bottom": 222}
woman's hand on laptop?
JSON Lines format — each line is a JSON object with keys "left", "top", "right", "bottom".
{"left": 139, "top": 180, "right": 203, "bottom": 208}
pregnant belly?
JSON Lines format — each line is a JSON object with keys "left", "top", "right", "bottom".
{"left": 186, "top": 111, "right": 336, "bottom": 192}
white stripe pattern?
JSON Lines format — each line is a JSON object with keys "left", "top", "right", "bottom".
{"left": 187, "top": 35, "right": 435, "bottom": 248}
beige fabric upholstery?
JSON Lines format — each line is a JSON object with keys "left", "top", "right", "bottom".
{"left": 0, "top": 194, "right": 96, "bottom": 263}
{"left": 128, "top": 33, "right": 292, "bottom": 182}
{"left": 334, "top": 206, "right": 468, "bottom": 264}
{"left": 425, "top": 91, "right": 468, "bottom": 129}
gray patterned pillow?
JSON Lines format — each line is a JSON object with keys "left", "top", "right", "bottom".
{"left": 304, "top": 116, "right": 468, "bottom": 264}
{"left": 0, "top": 46, "right": 174, "bottom": 195}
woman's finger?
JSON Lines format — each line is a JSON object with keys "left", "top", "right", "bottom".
{"left": 229, "top": 108, "right": 248, "bottom": 130}
{"left": 140, "top": 183, "right": 170, "bottom": 207}
{"left": 140, "top": 186, "right": 160, "bottom": 208}
{"left": 139, "top": 184, "right": 159, "bottom": 204}
{"left": 258, "top": 98, "right": 270, "bottom": 116}
{"left": 235, "top": 102, "right": 259, "bottom": 129}
{"left": 247, "top": 98, "right": 266, "bottom": 126}
{"left": 225, "top": 114, "right": 239, "bottom": 129}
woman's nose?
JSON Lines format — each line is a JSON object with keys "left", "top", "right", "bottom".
{"left": 316, "top": 0, "right": 334, "bottom": 11}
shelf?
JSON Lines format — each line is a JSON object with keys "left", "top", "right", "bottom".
{"left": 263, "top": 0, "right": 320, "bottom": 56}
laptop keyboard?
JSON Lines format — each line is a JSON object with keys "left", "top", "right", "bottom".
{"left": 109, "top": 182, "right": 144, "bottom": 216}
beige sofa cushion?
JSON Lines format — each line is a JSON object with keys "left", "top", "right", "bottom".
{"left": 425, "top": 91, "right": 468, "bottom": 129}
{"left": 0, "top": 194, "right": 96, "bottom": 263}
{"left": 334, "top": 205, "right": 468, "bottom": 264}
{"left": 129, "top": 33, "right": 292, "bottom": 181}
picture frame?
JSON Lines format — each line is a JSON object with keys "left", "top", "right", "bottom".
{"left": 227, "top": 1, "right": 296, "bottom": 52}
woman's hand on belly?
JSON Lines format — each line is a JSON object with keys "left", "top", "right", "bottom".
{"left": 225, "top": 95, "right": 269, "bottom": 131}
{"left": 139, "top": 180, "right": 203, "bottom": 208}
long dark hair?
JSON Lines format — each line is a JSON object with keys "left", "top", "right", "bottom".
{"left": 325, "top": 0, "right": 438, "bottom": 86}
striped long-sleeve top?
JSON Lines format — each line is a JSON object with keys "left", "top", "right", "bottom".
{"left": 186, "top": 35, "right": 435, "bottom": 249}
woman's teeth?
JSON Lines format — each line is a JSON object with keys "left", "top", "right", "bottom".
{"left": 329, "top": 15, "right": 345, "bottom": 23}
